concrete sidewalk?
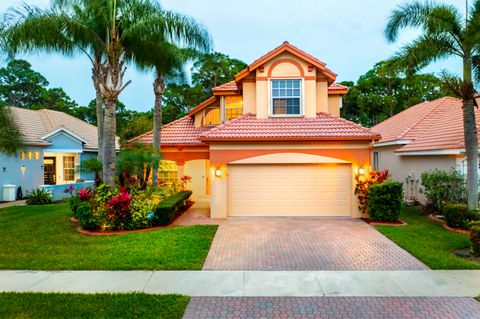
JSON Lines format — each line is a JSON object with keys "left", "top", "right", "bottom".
{"left": 1, "top": 270, "right": 479, "bottom": 297}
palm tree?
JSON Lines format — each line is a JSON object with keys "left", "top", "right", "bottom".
{"left": 129, "top": 42, "right": 201, "bottom": 186}
{"left": 2, "top": 0, "right": 211, "bottom": 187}
{"left": 385, "top": 0, "right": 480, "bottom": 209}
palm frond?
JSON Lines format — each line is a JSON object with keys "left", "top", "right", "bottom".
{"left": 390, "top": 34, "right": 459, "bottom": 73}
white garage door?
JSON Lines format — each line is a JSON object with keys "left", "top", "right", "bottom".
{"left": 228, "top": 163, "right": 352, "bottom": 217}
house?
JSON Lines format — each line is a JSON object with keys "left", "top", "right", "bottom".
{"left": 371, "top": 96, "right": 480, "bottom": 203}
{"left": 129, "top": 42, "right": 380, "bottom": 218}
{"left": 0, "top": 107, "right": 118, "bottom": 201}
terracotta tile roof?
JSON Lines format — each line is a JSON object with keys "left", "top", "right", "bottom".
{"left": 235, "top": 41, "right": 336, "bottom": 82}
{"left": 211, "top": 80, "right": 238, "bottom": 92}
{"left": 199, "top": 113, "right": 380, "bottom": 142}
{"left": 6, "top": 106, "right": 116, "bottom": 149}
{"left": 328, "top": 83, "right": 349, "bottom": 91}
{"left": 372, "top": 96, "right": 480, "bottom": 152}
{"left": 127, "top": 115, "right": 209, "bottom": 146}
{"left": 187, "top": 96, "right": 218, "bottom": 116}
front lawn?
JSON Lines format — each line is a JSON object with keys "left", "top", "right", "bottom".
{"left": 375, "top": 206, "right": 480, "bottom": 270}
{"left": 0, "top": 203, "right": 217, "bottom": 270}
{"left": 0, "top": 292, "right": 188, "bottom": 319}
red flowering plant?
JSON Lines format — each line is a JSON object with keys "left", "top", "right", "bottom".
{"left": 105, "top": 188, "right": 134, "bottom": 230}
{"left": 354, "top": 169, "right": 389, "bottom": 215}
{"left": 180, "top": 175, "right": 192, "bottom": 190}
{"left": 77, "top": 188, "right": 93, "bottom": 202}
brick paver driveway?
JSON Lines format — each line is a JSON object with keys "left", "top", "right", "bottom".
{"left": 184, "top": 297, "right": 480, "bottom": 319}
{"left": 202, "top": 218, "right": 427, "bottom": 270}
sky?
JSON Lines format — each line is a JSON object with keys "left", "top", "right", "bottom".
{"left": 0, "top": 0, "right": 468, "bottom": 112}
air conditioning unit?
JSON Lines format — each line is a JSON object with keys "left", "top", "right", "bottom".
{"left": 2, "top": 185, "right": 16, "bottom": 202}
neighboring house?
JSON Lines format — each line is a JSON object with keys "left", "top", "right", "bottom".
{"left": 372, "top": 96, "right": 480, "bottom": 203}
{"left": 129, "top": 41, "right": 380, "bottom": 218}
{"left": 0, "top": 107, "right": 118, "bottom": 201}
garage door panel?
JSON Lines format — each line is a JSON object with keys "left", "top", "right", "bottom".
{"left": 228, "top": 163, "right": 352, "bottom": 217}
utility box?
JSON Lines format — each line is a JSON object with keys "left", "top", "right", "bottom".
{"left": 2, "top": 185, "right": 16, "bottom": 202}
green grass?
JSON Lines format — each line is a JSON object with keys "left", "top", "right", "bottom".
{"left": 0, "top": 292, "right": 189, "bottom": 319}
{"left": 375, "top": 206, "right": 480, "bottom": 269}
{"left": 0, "top": 203, "right": 217, "bottom": 270}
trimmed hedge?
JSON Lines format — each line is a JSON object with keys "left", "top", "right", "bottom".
{"left": 153, "top": 190, "right": 192, "bottom": 226}
{"left": 368, "top": 180, "right": 403, "bottom": 222}
{"left": 443, "top": 203, "right": 480, "bottom": 230}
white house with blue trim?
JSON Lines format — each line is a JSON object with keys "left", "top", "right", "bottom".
{"left": 0, "top": 107, "right": 119, "bottom": 201}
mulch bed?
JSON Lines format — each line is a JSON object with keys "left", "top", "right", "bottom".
{"left": 74, "top": 201, "right": 194, "bottom": 236}
{"left": 362, "top": 218, "right": 407, "bottom": 226}
{"left": 453, "top": 248, "right": 480, "bottom": 263}
{"left": 427, "top": 214, "right": 470, "bottom": 235}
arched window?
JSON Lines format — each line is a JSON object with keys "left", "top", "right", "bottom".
{"left": 205, "top": 108, "right": 220, "bottom": 126}
{"left": 158, "top": 160, "right": 178, "bottom": 183}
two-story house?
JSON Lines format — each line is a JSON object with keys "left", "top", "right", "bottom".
{"left": 129, "top": 42, "right": 380, "bottom": 218}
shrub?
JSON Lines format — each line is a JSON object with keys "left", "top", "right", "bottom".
{"left": 129, "top": 193, "right": 156, "bottom": 229}
{"left": 443, "top": 203, "right": 480, "bottom": 230}
{"left": 105, "top": 188, "right": 134, "bottom": 230}
{"left": 469, "top": 221, "right": 480, "bottom": 256}
{"left": 154, "top": 190, "right": 192, "bottom": 226}
{"left": 354, "top": 169, "right": 389, "bottom": 215}
{"left": 77, "top": 200, "right": 108, "bottom": 230}
{"left": 25, "top": 189, "right": 52, "bottom": 205}
{"left": 368, "top": 180, "right": 403, "bottom": 221}
{"left": 420, "top": 169, "right": 466, "bottom": 213}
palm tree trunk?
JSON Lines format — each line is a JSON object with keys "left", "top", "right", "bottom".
{"left": 103, "top": 97, "right": 117, "bottom": 187}
{"left": 151, "top": 74, "right": 165, "bottom": 187}
{"left": 462, "top": 57, "right": 479, "bottom": 209}
{"left": 92, "top": 54, "right": 104, "bottom": 162}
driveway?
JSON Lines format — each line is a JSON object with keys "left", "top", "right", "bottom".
{"left": 200, "top": 218, "right": 427, "bottom": 271}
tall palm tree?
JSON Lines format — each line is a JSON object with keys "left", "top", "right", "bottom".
{"left": 1, "top": 2, "right": 107, "bottom": 162}
{"left": 129, "top": 42, "right": 201, "bottom": 186}
{"left": 385, "top": 0, "right": 480, "bottom": 209}
{"left": 2, "top": 0, "right": 211, "bottom": 187}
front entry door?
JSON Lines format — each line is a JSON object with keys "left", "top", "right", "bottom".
{"left": 43, "top": 157, "right": 56, "bottom": 185}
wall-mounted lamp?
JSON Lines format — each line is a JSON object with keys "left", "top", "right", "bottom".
{"left": 21, "top": 165, "right": 26, "bottom": 175}
{"left": 358, "top": 168, "right": 365, "bottom": 175}
{"left": 215, "top": 169, "right": 222, "bottom": 177}
{"left": 2, "top": 167, "right": 6, "bottom": 172}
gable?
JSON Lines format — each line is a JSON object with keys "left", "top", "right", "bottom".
{"left": 43, "top": 130, "right": 85, "bottom": 152}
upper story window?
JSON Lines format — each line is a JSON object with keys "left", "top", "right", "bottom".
{"left": 205, "top": 108, "right": 220, "bottom": 126}
{"left": 271, "top": 79, "right": 302, "bottom": 116}
{"left": 225, "top": 96, "right": 243, "bottom": 120}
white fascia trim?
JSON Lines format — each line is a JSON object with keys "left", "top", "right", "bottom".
{"left": 374, "top": 140, "right": 411, "bottom": 147}
{"left": 396, "top": 149, "right": 463, "bottom": 156}
{"left": 41, "top": 127, "right": 88, "bottom": 144}
{"left": 43, "top": 149, "right": 83, "bottom": 153}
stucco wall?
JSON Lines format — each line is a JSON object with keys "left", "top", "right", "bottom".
{"left": 328, "top": 96, "right": 341, "bottom": 117}
{"left": 374, "top": 145, "right": 457, "bottom": 203}
{"left": 0, "top": 146, "right": 44, "bottom": 201}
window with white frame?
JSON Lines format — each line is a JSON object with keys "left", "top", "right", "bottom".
{"left": 63, "top": 156, "right": 75, "bottom": 181}
{"left": 271, "top": 79, "right": 302, "bottom": 116}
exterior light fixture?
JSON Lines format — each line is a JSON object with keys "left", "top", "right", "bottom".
{"left": 358, "top": 168, "right": 365, "bottom": 175}
{"left": 215, "top": 169, "right": 222, "bottom": 177}
{"left": 21, "top": 165, "right": 26, "bottom": 174}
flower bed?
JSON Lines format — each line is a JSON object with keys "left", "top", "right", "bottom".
{"left": 66, "top": 183, "right": 192, "bottom": 231}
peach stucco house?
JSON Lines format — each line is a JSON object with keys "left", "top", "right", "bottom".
{"left": 372, "top": 96, "right": 480, "bottom": 203}
{"left": 129, "top": 42, "right": 380, "bottom": 218}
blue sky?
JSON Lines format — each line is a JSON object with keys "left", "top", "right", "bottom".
{"left": 0, "top": 0, "right": 467, "bottom": 112}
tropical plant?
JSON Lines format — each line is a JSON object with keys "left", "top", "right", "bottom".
{"left": 354, "top": 169, "right": 389, "bottom": 215}
{"left": 81, "top": 157, "right": 103, "bottom": 187}
{"left": 105, "top": 188, "right": 134, "bottom": 230}
{"left": 469, "top": 221, "right": 480, "bottom": 256}
{"left": 117, "top": 144, "right": 161, "bottom": 190}
{"left": 385, "top": 0, "right": 480, "bottom": 209}
{"left": 2, "top": 0, "right": 211, "bottom": 188}
{"left": 420, "top": 168, "right": 467, "bottom": 213}
{"left": 25, "top": 188, "right": 52, "bottom": 205}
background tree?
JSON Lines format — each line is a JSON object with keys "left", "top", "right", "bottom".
{"left": 0, "top": 105, "right": 22, "bottom": 155}
{"left": 341, "top": 61, "right": 450, "bottom": 127}
{"left": 385, "top": 0, "right": 480, "bottom": 209}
